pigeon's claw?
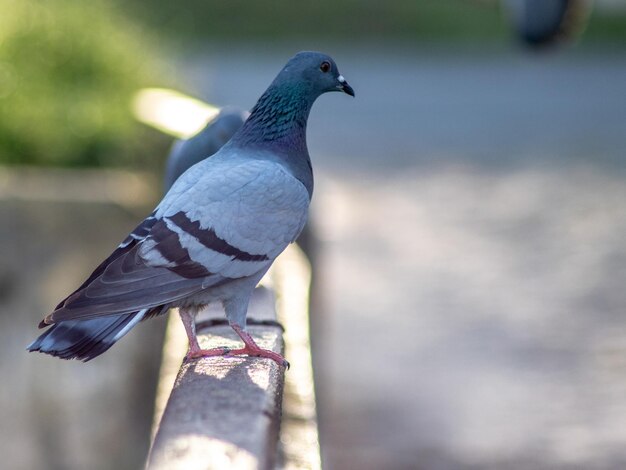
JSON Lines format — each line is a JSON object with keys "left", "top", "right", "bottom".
{"left": 224, "top": 345, "right": 289, "bottom": 368}
{"left": 184, "top": 344, "right": 289, "bottom": 368}
{"left": 184, "top": 346, "right": 231, "bottom": 362}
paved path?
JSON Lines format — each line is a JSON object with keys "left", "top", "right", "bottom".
{"left": 183, "top": 43, "right": 626, "bottom": 172}
{"left": 315, "top": 165, "right": 626, "bottom": 469}
{"left": 183, "top": 44, "right": 626, "bottom": 469}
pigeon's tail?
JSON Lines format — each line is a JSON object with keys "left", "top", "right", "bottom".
{"left": 27, "top": 309, "right": 152, "bottom": 361}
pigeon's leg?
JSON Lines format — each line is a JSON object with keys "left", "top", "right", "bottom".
{"left": 222, "top": 293, "right": 289, "bottom": 368}
{"left": 179, "top": 307, "right": 231, "bottom": 360}
{"left": 226, "top": 324, "right": 289, "bottom": 369}
{"left": 180, "top": 294, "right": 288, "bottom": 368}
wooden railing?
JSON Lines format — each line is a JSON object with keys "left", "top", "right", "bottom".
{"left": 146, "top": 245, "right": 320, "bottom": 470}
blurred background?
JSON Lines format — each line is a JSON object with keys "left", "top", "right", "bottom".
{"left": 1, "top": 0, "right": 626, "bottom": 469}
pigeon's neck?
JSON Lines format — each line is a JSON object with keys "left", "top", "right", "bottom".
{"left": 234, "top": 84, "right": 314, "bottom": 149}
{"left": 231, "top": 84, "right": 315, "bottom": 197}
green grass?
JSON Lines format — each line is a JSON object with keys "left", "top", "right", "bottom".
{"left": 118, "top": 0, "right": 507, "bottom": 41}
{"left": 118, "top": 0, "right": 626, "bottom": 43}
{"left": 585, "top": 10, "right": 626, "bottom": 42}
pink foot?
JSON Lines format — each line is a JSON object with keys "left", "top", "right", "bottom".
{"left": 230, "top": 323, "right": 289, "bottom": 368}
{"left": 184, "top": 344, "right": 288, "bottom": 368}
{"left": 179, "top": 308, "right": 289, "bottom": 368}
{"left": 225, "top": 344, "right": 289, "bottom": 369}
{"left": 185, "top": 346, "right": 231, "bottom": 361}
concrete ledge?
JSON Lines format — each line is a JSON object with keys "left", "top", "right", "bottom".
{"left": 147, "top": 245, "right": 320, "bottom": 470}
{"left": 273, "top": 246, "right": 321, "bottom": 470}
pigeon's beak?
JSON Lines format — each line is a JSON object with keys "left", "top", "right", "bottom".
{"left": 337, "top": 75, "right": 355, "bottom": 97}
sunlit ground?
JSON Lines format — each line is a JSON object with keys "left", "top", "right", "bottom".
{"left": 314, "top": 164, "right": 626, "bottom": 469}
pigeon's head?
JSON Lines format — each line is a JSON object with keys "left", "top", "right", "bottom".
{"left": 235, "top": 51, "right": 354, "bottom": 146}
{"left": 275, "top": 51, "right": 355, "bottom": 99}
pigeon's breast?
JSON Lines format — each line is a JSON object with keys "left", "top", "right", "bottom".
{"left": 153, "top": 157, "right": 310, "bottom": 280}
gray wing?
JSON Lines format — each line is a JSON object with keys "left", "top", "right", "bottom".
{"left": 44, "top": 157, "right": 310, "bottom": 325}
{"left": 152, "top": 157, "right": 311, "bottom": 277}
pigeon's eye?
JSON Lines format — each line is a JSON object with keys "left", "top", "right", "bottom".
{"left": 320, "top": 61, "right": 331, "bottom": 73}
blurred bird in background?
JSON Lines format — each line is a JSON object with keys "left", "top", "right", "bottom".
{"left": 502, "top": 0, "right": 592, "bottom": 47}
{"left": 163, "top": 107, "right": 248, "bottom": 191}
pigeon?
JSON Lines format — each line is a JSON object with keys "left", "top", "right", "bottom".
{"left": 164, "top": 107, "right": 248, "bottom": 191}
{"left": 28, "top": 51, "right": 354, "bottom": 367}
